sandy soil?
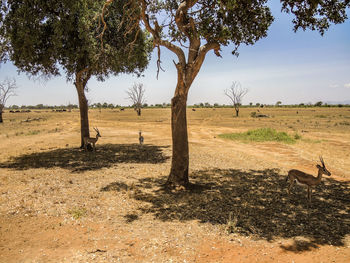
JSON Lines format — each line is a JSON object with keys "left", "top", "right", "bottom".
{"left": 0, "top": 108, "right": 349, "bottom": 262}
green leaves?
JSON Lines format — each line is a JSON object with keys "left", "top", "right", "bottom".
{"left": 281, "top": 0, "right": 350, "bottom": 35}
{"left": 2, "top": 0, "right": 151, "bottom": 80}
{"left": 143, "top": 0, "right": 348, "bottom": 56}
{"left": 143, "top": 0, "right": 274, "bottom": 55}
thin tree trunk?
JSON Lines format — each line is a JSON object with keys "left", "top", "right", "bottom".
{"left": 0, "top": 109, "right": 3, "bottom": 123}
{"left": 235, "top": 107, "right": 239, "bottom": 117}
{"left": 167, "top": 93, "right": 190, "bottom": 187}
{"left": 75, "top": 71, "right": 90, "bottom": 148}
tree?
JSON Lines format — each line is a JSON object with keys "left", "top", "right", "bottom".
{"left": 224, "top": 82, "right": 248, "bottom": 117}
{"left": 106, "top": 0, "right": 349, "bottom": 187}
{"left": 0, "top": 78, "right": 17, "bottom": 123}
{"left": 126, "top": 83, "right": 146, "bottom": 116}
{"left": 276, "top": 101, "right": 282, "bottom": 107}
{"left": 315, "top": 101, "right": 323, "bottom": 107}
{"left": 117, "top": 0, "right": 274, "bottom": 187}
{"left": 2, "top": 0, "right": 151, "bottom": 147}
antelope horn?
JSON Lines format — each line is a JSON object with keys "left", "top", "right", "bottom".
{"left": 319, "top": 156, "right": 325, "bottom": 167}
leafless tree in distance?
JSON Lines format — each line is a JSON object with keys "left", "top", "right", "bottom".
{"left": 126, "top": 83, "right": 146, "bottom": 116}
{"left": 0, "top": 78, "right": 17, "bottom": 123}
{"left": 224, "top": 81, "right": 248, "bottom": 117}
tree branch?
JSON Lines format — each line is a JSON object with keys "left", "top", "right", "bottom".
{"left": 97, "top": 0, "right": 114, "bottom": 50}
{"left": 174, "top": 1, "right": 200, "bottom": 64}
{"left": 191, "top": 42, "right": 221, "bottom": 78}
{"left": 0, "top": 78, "right": 17, "bottom": 107}
{"left": 140, "top": 0, "right": 186, "bottom": 67}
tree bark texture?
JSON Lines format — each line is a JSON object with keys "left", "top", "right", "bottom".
{"left": 75, "top": 70, "right": 91, "bottom": 148}
{"left": 167, "top": 93, "right": 189, "bottom": 186}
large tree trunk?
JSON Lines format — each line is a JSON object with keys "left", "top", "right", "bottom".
{"left": 167, "top": 93, "right": 190, "bottom": 187}
{"left": 166, "top": 60, "right": 196, "bottom": 188}
{"left": 0, "top": 108, "right": 3, "bottom": 123}
{"left": 75, "top": 70, "right": 91, "bottom": 148}
{"left": 235, "top": 107, "right": 239, "bottom": 117}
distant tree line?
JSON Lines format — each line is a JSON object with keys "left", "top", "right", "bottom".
{"left": 190, "top": 102, "right": 350, "bottom": 108}
{"left": 7, "top": 104, "right": 79, "bottom": 110}
{"left": 6, "top": 101, "right": 349, "bottom": 110}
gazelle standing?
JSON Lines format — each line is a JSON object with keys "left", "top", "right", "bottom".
{"left": 286, "top": 156, "right": 331, "bottom": 202}
{"left": 83, "top": 127, "right": 101, "bottom": 152}
{"left": 139, "top": 131, "right": 144, "bottom": 145}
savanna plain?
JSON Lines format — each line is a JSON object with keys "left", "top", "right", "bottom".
{"left": 0, "top": 107, "right": 349, "bottom": 263}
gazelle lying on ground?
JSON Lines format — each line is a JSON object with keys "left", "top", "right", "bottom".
{"left": 83, "top": 127, "right": 101, "bottom": 152}
{"left": 139, "top": 131, "right": 144, "bottom": 145}
{"left": 286, "top": 156, "right": 331, "bottom": 202}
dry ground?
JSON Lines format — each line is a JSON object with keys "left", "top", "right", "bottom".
{"left": 0, "top": 107, "right": 349, "bottom": 262}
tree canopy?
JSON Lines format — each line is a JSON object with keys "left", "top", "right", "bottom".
{"left": 280, "top": 0, "right": 350, "bottom": 35}
{"left": 2, "top": 0, "right": 152, "bottom": 80}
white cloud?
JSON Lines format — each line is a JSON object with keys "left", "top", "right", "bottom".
{"left": 344, "top": 83, "right": 350, "bottom": 88}
{"left": 329, "top": 84, "right": 339, "bottom": 88}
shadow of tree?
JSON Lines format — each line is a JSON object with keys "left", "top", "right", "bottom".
{"left": 0, "top": 144, "right": 169, "bottom": 172}
{"left": 280, "top": 240, "right": 319, "bottom": 252}
{"left": 102, "top": 168, "right": 350, "bottom": 250}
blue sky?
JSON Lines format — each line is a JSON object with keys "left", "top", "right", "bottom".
{"left": 1, "top": 2, "right": 349, "bottom": 106}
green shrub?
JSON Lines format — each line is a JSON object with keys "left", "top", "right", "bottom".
{"left": 219, "top": 128, "right": 297, "bottom": 144}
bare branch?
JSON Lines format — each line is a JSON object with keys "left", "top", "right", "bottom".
{"left": 224, "top": 81, "right": 248, "bottom": 117}
{"left": 0, "top": 77, "right": 17, "bottom": 109}
{"left": 126, "top": 83, "right": 146, "bottom": 116}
